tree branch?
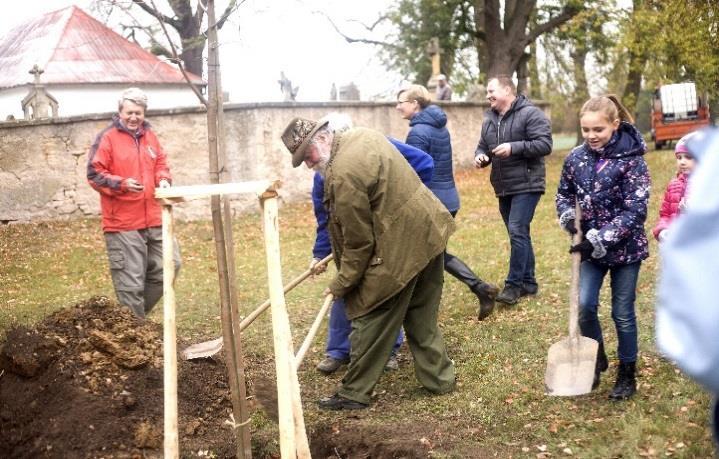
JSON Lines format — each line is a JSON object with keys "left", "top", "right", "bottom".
{"left": 524, "top": 5, "right": 580, "bottom": 46}
{"left": 345, "top": 14, "right": 389, "bottom": 32}
{"left": 132, "top": 0, "right": 181, "bottom": 30}
{"left": 314, "top": 10, "right": 399, "bottom": 49}
{"left": 216, "top": 0, "right": 247, "bottom": 29}
{"left": 147, "top": 0, "right": 207, "bottom": 106}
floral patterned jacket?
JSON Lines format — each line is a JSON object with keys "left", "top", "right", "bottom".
{"left": 556, "top": 121, "right": 651, "bottom": 267}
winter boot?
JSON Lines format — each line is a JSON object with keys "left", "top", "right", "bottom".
{"left": 609, "top": 361, "right": 636, "bottom": 400}
{"left": 496, "top": 284, "right": 523, "bottom": 305}
{"left": 473, "top": 282, "right": 500, "bottom": 321}
{"left": 592, "top": 342, "right": 609, "bottom": 390}
{"left": 444, "top": 255, "right": 498, "bottom": 320}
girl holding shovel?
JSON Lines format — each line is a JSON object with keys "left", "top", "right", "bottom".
{"left": 555, "top": 95, "right": 651, "bottom": 400}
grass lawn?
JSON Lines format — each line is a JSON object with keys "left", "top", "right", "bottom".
{"left": 1, "top": 145, "right": 714, "bottom": 457}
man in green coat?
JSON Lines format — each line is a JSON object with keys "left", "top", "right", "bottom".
{"left": 281, "top": 117, "right": 457, "bottom": 410}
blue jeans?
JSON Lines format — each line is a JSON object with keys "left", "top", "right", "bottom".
{"left": 326, "top": 297, "right": 403, "bottom": 360}
{"left": 498, "top": 193, "right": 541, "bottom": 288}
{"left": 578, "top": 260, "right": 641, "bottom": 363}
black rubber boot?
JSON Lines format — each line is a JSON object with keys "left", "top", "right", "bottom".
{"left": 472, "top": 282, "right": 500, "bottom": 320}
{"left": 592, "top": 342, "right": 609, "bottom": 390}
{"left": 444, "top": 254, "right": 498, "bottom": 320}
{"left": 609, "top": 361, "right": 636, "bottom": 400}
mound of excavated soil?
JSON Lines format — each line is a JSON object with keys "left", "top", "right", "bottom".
{"left": 0, "top": 297, "right": 436, "bottom": 459}
{"left": 0, "top": 296, "right": 238, "bottom": 458}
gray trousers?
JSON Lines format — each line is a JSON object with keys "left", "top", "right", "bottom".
{"left": 104, "top": 227, "right": 181, "bottom": 318}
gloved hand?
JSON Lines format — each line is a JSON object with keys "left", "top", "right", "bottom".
{"left": 562, "top": 218, "right": 578, "bottom": 235}
{"left": 569, "top": 239, "right": 594, "bottom": 261}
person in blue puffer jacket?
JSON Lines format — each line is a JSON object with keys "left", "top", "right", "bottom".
{"left": 556, "top": 95, "right": 651, "bottom": 401}
{"left": 396, "top": 84, "right": 499, "bottom": 320}
{"left": 310, "top": 113, "right": 435, "bottom": 375}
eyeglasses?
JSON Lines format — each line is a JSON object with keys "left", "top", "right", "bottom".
{"left": 396, "top": 99, "right": 412, "bottom": 105}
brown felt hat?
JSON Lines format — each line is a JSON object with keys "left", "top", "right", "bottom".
{"left": 281, "top": 117, "right": 329, "bottom": 168}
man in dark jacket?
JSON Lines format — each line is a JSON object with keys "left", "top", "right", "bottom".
{"left": 281, "top": 117, "right": 456, "bottom": 410}
{"left": 474, "top": 76, "right": 552, "bottom": 305}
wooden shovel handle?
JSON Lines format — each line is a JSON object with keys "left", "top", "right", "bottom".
{"left": 295, "top": 293, "right": 334, "bottom": 367}
{"left": 569, "top": 202, "right": 583, "bottom": 339}
{"left": 239, "top": 253, "right": 333, "bottom": 331}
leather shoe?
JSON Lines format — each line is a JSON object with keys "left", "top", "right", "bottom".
{"left": 496, "top": 285, "right": 522, "bottom": 305}
{"left": 317, "top": 393, "right": 368, "bottom": 410}
{"left": 521, "top": 283, "right": 538, "bottom": 296}
{"left": 316, "top": 356, "right": 349, "bottom": 374}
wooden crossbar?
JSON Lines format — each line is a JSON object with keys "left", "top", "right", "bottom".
{"left": 155, "top": 180, "right": 281, "bottom": 202}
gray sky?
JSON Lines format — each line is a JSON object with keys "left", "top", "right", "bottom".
{"left": 0, "top": 0, "right": 401, "bottom": 102}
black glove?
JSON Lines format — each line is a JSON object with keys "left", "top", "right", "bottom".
{"left": 562, "top": 218, "right": 578, "bottom": 235}
{"left": 569, "top": 239, "right": 593, "bottom": 261}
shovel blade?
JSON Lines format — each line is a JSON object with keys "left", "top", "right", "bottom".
{"left": 545, "top": 336, "right": 598, "bottom": 396}
{"left": 181, "top": 337, "right": 223, "bottom": 360}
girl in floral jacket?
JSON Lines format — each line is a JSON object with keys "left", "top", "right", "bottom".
{"left": 652, "top": 132, "right": 698, "bottom": 241}
{"left": 556, "top": 95, "right": 651, "bottom": 401}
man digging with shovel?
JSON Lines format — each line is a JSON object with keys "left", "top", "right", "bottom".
{"left": 282, "top": 117, "right": 456, "bottom": 410}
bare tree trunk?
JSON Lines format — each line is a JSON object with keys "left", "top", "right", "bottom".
{"left": 180, "top": 41, "right": 204, "bottom": 77}
{"left": 477, "top": 0, "right": 579, "bottom": 79}
{"left": 473, "top": 0, "right": 489, "bottom": 82}
{"left": 571, "top": 39, "right": 590, "bottom": 145}
{"left": 622, "top": 0, "right": 648, "bottom": 118}
{"left": 517, "top": 53, "right": 529, "bottom": 95}
{"left": 206, "top": 2, "right": 252, "bottom": 457}
{"left": 528, "top": 42, "right": 541, "bottom": 99}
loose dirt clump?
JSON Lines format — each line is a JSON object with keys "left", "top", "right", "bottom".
{"left": 0, "top": 296, "right": 237, "bottom": 458}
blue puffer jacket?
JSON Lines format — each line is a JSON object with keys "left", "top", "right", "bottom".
{"left": 406, "top": 104, "right": 460, "bottom": 212}
{"left": 556, "top": 121, "right": 651, "bottom": 267}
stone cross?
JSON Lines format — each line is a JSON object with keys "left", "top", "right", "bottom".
{"left": 29, "top": 64, "right": 44, "bottom": 85}
{"left": 23, "top": 64, "right": 59, "bottom": 119}
{"left": 425, "top": 37, "right": 442, "bottom": 77}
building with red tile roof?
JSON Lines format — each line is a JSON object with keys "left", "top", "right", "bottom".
{"left": 0, "top": 5, "right": 205, "bottom": 119}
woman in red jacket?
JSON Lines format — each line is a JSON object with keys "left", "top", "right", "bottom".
{"left": 653, "top": 132, "right": 698, "bottom": 241}
{"left": 87, "top": 88, "right": 180, "bottom": 318}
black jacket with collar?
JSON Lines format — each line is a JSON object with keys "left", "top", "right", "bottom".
{"left": 474, "top": 95, "right": 553, "bottom": 196}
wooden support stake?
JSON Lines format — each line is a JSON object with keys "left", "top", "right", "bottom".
{"left": 162, "top": 204, "right": 179, "bottom": 459}
{"left": 222, "top": 195, "right": 253, "bottom": 453}
{"left": 295, "top": 294, "right": 334, "bottom": 367}
{"left": 261, "top": 194, "right": 311, "bottom": 458}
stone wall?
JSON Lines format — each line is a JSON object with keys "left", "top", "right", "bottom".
{"left": 0, "top": 100, "right": 549, "bottom": 223}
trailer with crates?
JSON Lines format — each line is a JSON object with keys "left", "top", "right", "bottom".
{"left": 650, "top": 82, "right": 710, "bottom": 150}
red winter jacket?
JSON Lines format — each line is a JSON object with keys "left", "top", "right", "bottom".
{"left": 87, "top": 116, "right": 172, "bottom": 232}
{"left": 652, "top": 172, "right": 688, "bottom": 240}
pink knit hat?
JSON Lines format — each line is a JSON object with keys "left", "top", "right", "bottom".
{"left": 676, "top": 131, "right": 700, "bottom": 155}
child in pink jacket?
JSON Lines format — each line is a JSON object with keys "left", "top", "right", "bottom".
{"left": 652, "top": 132, "right": 698, "bottom": 241}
